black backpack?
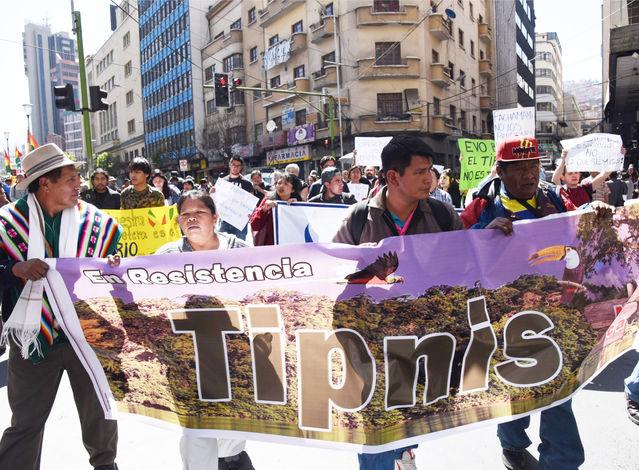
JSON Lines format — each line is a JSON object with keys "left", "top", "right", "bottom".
{"left": 349, "top": 198, "right": 453, "bottom": 244}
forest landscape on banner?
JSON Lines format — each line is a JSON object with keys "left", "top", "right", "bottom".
{"left": 49, "top": 205, "right": 639, "bottom": 452}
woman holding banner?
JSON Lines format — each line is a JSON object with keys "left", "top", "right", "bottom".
{"left": 155, "top": 190, "right": 253, "bottom": 470}
{"left": 250, "top": 173, "right": 300, "bottom": 246}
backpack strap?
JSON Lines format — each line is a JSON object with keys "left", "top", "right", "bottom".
{"left": 349, "top": 200, "right": 370, "bottom": 244}
{"left": 426, "top": 198, "right": 453, "bottom": 232}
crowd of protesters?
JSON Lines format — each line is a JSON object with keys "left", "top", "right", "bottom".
{"left": 0, "top": 137, "right": 638, "bottom": 470}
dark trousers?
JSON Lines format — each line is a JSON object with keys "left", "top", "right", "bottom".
{"left": 0, "top": 342, "right": 118, "bottom": 469}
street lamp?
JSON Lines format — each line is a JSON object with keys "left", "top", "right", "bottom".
{"left": 22, "top": 103, "right": 33, "bottom": 151}
{"left": 3, "top": 131, "right": 9, "bottom": 155}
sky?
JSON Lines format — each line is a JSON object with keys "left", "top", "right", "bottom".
{"left": 0, "top": 0, "right": 605, "bottom": 153}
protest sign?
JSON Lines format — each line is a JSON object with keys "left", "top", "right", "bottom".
{"left": 561, "top": 133, "right": 624, "bottom": 173}
{"left": 47, "top": 206, "right": 639, "bottom": 452}
{"left": 274, "top": 201, "right": 348, "bottom": 244}
{"left": 347, "top": 183, "right": 370, "bottom": 202}
{"left": 457, "top": 139, "right": 496, "bottom": 190}
{"left": 105, "top": 205, "right": 180, "bottom": 257}
{"left": 213, "top": 178, "right": 259, "bottom": 231}
{"left": 354, "top": 137, "right": 392, "bottom": 167}
{"left": 493, "top": 107, "right": 535, "bottom": 147}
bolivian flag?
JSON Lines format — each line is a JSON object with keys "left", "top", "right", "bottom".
{"left": 27, "top": 133, "right": 38, "bottom": 152}
{"left": 14, "top": 147, "right": 22, "bottom": 169}
{"left": 3, "top": 150, "right": 11, "bottom": 173}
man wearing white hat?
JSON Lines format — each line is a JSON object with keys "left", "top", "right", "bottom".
{"left": 0, "top": 143, "right": 122, "bottom": 469}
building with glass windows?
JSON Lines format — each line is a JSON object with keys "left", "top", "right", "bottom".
{"left": 138, "top": 0, "right": 208, "bottom": 171}
{"left": 535, "top": 32, "right": 563, "bottom": 158}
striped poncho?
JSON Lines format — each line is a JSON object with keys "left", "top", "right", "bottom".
{"left": 0, "top": 197, "right": 122, "bottom": 361}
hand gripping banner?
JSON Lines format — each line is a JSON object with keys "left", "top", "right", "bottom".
{"left": 45, "top": 205, "right": 639, "bottom": 453}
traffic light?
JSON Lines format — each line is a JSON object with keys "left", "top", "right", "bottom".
{"left": 89, "top": 86, "right": 109, "bottom": 112}
{"left": 53, "top": 83, "right": 76, "bottom": 111}
{"left": 230, "top": 77, "right": 242, "bottom": 90}
{"left": 214, "top": 73, "right": 229, "bottom": 108}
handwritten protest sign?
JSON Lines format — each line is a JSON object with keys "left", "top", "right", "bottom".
{"left": 354, "top": 137, "right": 392, "bottom": 167}
{"left": 457, "top": 139, "right": 496, "bottom": 190}
{"left": 213, "top": 177, "right": 259, "bottom": 231}
{"left": 274, "top": 202, "right": 348, "bottom": 244}
{"left": 561, "top": 133, "right": 624, "bottom": 173}
{"left": 347, "top": 183, "right": 370, "bottom": 202}
{"left": 105, "top": 205, "right": 181, "bottom": 257}
{"left": 493, "top": 107, "right": 535, "bottom": 148}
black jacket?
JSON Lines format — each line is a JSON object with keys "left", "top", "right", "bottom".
{"left": 81, "top": 188, "right": 121, "bottom": 210}
{"left": 308, "top": 192, "right": 357, "bottom": 205}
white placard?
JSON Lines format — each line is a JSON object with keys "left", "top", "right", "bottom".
{"left": 492, "top": 107, "right": 535, "bottom": 148}
{"left": 433, "top": 164, "right": 445, "bottom": 174}
{"left": 354, "top": 136, "right": 393, "bottom": 167}
{"left": 179, "top": 159, "right": 188, "bottom": 172}
{"left": 347, "top": 183, "right": 370, "bottom": 202}
{"left": 561, "top": 133, "right": 624, "bottom": 173}
{"left": 274, "top": 202, "right": 348, "bottom": 245}
{"left": 213, "top": 178, "right": 259, "bottom": 231}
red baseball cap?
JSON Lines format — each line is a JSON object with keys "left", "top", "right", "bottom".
{"left": 496, "top": 137, "right": 540, "bottom": 162}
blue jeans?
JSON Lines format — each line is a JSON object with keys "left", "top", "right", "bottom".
{"left": 358, "top": 446, "right": 416, "bottom": 470}
{"left": 497, "top": 399, "right": 584, "bottom": 470}
{"left": 219, "top": 220, "right": 248, "bottom": 241}
{"left": 625, "top": 360, "right": 639, "bottom": 403}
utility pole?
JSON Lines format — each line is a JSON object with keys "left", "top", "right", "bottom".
{"left": 71, "top": 6, "right": 94, "bottom": 173}
{"left": 332, "top": 2, "right": 344, "bottom": 157}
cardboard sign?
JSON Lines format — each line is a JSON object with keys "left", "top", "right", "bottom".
{"left": 458, "top": 139, "right": 496, "bottom": 191}
{"left": 347, "top": 183, "right": 370, "bottom": 202}
{"left": 354, "top": 137, "right": 392, "bottom": 167}
{"left": 493, "top": 107, "right": 535, "bottom": 148}
{"left": 213, "top": 178, "right": 259, "bottom": 231}
{"left": 561, "top": 133, "right": 624, "bottom": 173}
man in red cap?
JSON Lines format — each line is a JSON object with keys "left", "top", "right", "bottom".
{"left": 461, "top": 137, "right": 583, "bottom": 470}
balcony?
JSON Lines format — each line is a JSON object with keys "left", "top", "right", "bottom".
{"left": 312, "top": 65, "right": 338, "bottom": 90}
{"left": 357, "top": 57, "right": 420, "bottom": 80}
{"left": 310, "top": 16, "right": 335, "bottom": 43}
{"left": 430, "top": 115, "right": 452, "bottom": 135}
{"left": 478, "top": 22, "right": 492, "bottom": 42}
{"left": 358, "top": 113, "right": 421, "bottom": 133}
{"left": 258, "top": 0, "right": 305, "bottom": 27}
{"left": 430, "top": 63, "right": 453, "bottom": 88}
{"left": 355, "top": 4, "right": 420, "bottom": 26}
{"left": 479, "top": 59, "right": 494, "bottom": 78}
{"left": 479, "top": 95, "right": 493, "bottom": 111}
{"left": 428, "top": 14, "right": 452, "bottom": 40}
{"left": 203, "top": 29, "right": 243, "bottom": 58}
{"left": 290, "top": 32, "right": 307, "bottom": 53}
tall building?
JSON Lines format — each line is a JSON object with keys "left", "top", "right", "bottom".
{"left": 138, "top": 0, "right": 209, "bottom": 171}
{"left": 87, "top": 0, "right": 145, "bottom": 175}
{"left": 493, "top": 0, "right": 535, "bottom": 110}
{"left": 202, "top": 0, "right": 497, "bottom": 175}
{"left": 23, "top": 24, "right": 80, "bottom": 149}
{"left": 562, "top": 93, "right": 584, "bottom": 139}
{"left": 602, "top": 0, "right": 639, "bottom": 166}
{"left": 535, "top": 32, "right": 563, "bottom": 158}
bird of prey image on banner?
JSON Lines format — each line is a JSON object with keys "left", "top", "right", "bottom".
{"left": 344, "top": 251, "right": 404, "bottom": 284}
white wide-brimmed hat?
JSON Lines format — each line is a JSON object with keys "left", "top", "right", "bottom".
{"left": 17, "top": 143, "right": 80, "bottom": 190}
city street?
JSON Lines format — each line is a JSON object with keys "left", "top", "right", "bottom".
{"left": 0, "top": 348, "right": 637, "bottom": 470}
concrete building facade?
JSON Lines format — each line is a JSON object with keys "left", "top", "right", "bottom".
{"left": 87, "top": 0, "right": 145, "bottom": 176}
{"left": 202, "top": 0, "right": 497, "bottom": 174}
{"left": 535, "top": 32, "right": 563, "bottom": 158}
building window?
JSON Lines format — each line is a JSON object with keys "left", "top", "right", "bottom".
{"left": 295, "top": 109, "right": 307, "bottom": 125}
{"left": 292, "top": 20, "right": 303, "bottom": 34}
{"left": 459, "top": 69, "right": 466, "bottom": 88}
{"left": 450, "top": 104, "right": 457, "bottom": 123}
{"left": 248, "top": 7, "right": 256, "bottom": 24}
{"left": 377, "top": 93, "right": 404, "bottom": 119}
{"left": 204, "top": 64, "right": 215, "bottom": 83}
{"left": 469, "top": 2, "right": 474, "bottom": 19}
{"left": 206, "top": 99, "right": 215, "bottom": 115}
{"left": 230, "top": 18, "right": 241, "bottom": 30}
{"left": 446, "top": 61, "right": 455, "bottom": 79}
{"left": 252, "top": 84, "right": 262, "bottom": 101}
{"left": 124, "top": 61, "right": 132, "bottom": 77}
{"left": 432, "top": 49, "right": 439, "bottom": 63}
{"left": 321, "top": 51, "right": 336, "bottom": 68}
{"left": 373, "top": 0, "right": 400, "bottom": 12}
{"left": 458, "top": 28, "right": 464, "bottom": 48}
{"left": 324, "top": 3, "right": 334, "bottom": 16}
{"left": 254, "top": 123, "right": 263, "bottom": 140}
{"left": 126, "top": 90, "right": 134, "bottom": 105}
{"left": 433, "top": 97, "right": 441, "bottom": 115}
{"left": 223, "top": 53, "right": 243, "bottom": 73}
{"left": 470, "top": 40, "right": 475, "bottom": 58}
{"left": 230, "top": 90, "right": 245, "bottom": 106}
{"left": 127, "top": 119, "right": 135, "bottom": 134}
{"left": 375, "top": 42, "right": 401, "bottom": 65}
{"left": 273, "top": 116, "right": 282, "bottom": 130}
{"left": 472, "top": 115, "right": 477, "bottom": 132}
{"left": 478, "top": 13, "right": 484, "bottom": 23}
{"left": 460, "top": 110, "right": 467, "bottom": 130}
{"left": 479, "top": 49, "right": 485, "bottom": 60}
{"left": 471, "top": 78, "right": 476, "bottom": 95}
{"left": 270, "top": 75, "right": 281, "bottom": 88}
{"left": 249, "top": 47, "right": 258, "bottom": 63}
{"left": 123, "top": 32, "right": 130, "bottom": 49}
{"left": 268, "top": 34, "right": 279, "bottom": 46}
{"left": 294, "top": 65, "right": 305, "bottom": 78}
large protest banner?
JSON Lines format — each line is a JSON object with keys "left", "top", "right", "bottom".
{"left": 457, "top": 139, "right": 496, "bottom": 190}
{"left": 561, "top": 133, "right": 624, "bottom": 172}
{"left": 104, "top": 205, "right": 181, "bottom": 257}
{"left": 493, "top": 107, "right": 535, "bottom": 148}
{"left": 46, "top": 206, "right": 639, "bottom": 452}
{"left": 274, "top": 201, "right": 348, "bottom": 244}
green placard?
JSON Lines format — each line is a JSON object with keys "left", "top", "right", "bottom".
{"left": 458, "top": 139, "right": 496, "bottom": 191}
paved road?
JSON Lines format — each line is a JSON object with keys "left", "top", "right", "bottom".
{"left": 0, "top": 349, "right": 637, "bottom": 469}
